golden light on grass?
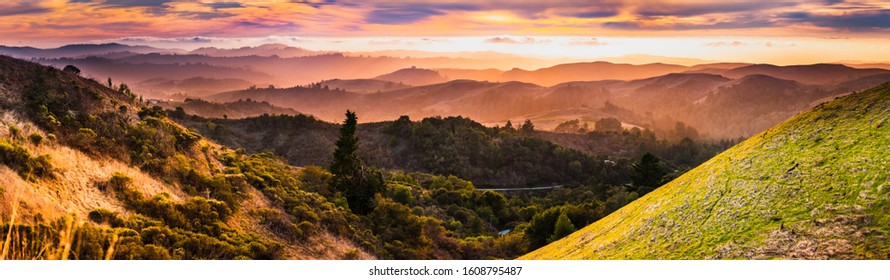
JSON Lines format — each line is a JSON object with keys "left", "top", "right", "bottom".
{"left": 0, "top": 186, "right": 18, "bottom": 260}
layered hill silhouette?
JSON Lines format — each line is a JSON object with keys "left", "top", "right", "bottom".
{"left": 373, "top": 67, "right": 448, "bottom": 86}
{"left": 523, "top": 83, "right": 890, "bottom": 259}
{"left": 205, "top": 64, "right": 890, "bottom": 139}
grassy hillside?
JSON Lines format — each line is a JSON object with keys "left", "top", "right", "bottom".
{"left": 523, "top": 83, "right": 890, "bottom": 259}
{"left": 0, "top": 55, "right": 370, "bottom": 259}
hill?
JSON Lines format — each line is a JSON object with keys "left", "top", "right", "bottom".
{"left": 523, "top": 82, "right": 890, "bottom": 259}
{"left": 156, "top": 99, "right": 299, "bottom": 119}
{"left": 189, "top": 44, "right": 321, "bottom": 58}
{"left": 374, "top": 67, "right": 449, "bottom": 86}
{"left": 134, "top": 77, "right": 254, "bottom": 98}
{"left": 0, "top": 55, "right": 371, "bottom": 259}
{"left": 207, "top": 69, "right": 890, "bottom": 140}
{"left": 0, "top": 43, "right": 179, "bottom": 59}
{"left": 318, "top": 79, "right": 411, "bottom": 94}
{"left": 721, "top": 64, "right": 890, "bottom": 85}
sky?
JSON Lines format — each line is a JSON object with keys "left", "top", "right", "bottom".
{"left": 2, "top": 0, "right": 890, "bottom": 64}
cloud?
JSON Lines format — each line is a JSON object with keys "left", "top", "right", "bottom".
{"left": 782, "top": 9, "right": 890, "bottom": 30}
{"left": 484, "top": 36, "right": 549, "bottom": 44}
{"left": 569, "top": 38, "right": 606, "bottom": 46}
{"left": 120, "top": 36, "right": 217, "bottom": 43}
{"left": 603, "top": 18, "right": 775, "bottom": 31}
{"left": 635, "top": 2, "right": 795, "bottom": 17}
{"left": 365, "top": 3, "right": 478, "bottom": 24}
{"left": 0, "top": 2, "right": 51, "bottom": 16}
{"left": 99, "top": 0, "right": 174, "bottom": 7}
{"left": 207, "top": 2, "right": 243, "bottom": 10}
{"left": 704, "top": 41, "right": 746, "bottom": 47}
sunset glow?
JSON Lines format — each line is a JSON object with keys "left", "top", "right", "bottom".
{"left": 2, "top": 0, "right": 890, "bottom": 64}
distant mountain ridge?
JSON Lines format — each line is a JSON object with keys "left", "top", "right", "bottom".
{"left": 0, "top": 43, "right": 180, "bottom": 59}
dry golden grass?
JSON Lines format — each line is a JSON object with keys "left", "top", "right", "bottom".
{"left": 0, "top": 112, "right": 185, "bottom": 221}
{"left": 1, "top": 111, "right": 373, "bottom": 260}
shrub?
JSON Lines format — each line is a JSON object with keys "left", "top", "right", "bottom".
{"left": 28, "top": 133, "right": 43, "bottom": 146}
{"left": 342, "top": 249, "right": 361, "bottom": 260}
{"left": 72, "top": 128, "right": 97, "bottom": 149}
{"left": 0, "top": 138, "right": 53, "bottom": 180}
{"left": 88, "top": 208, "right": 124, "bottom": 226}
{"left": 138, "top": 106, "right": 167, "bottom": 119}
{"left": 252, "top": 208, "right": 304, "bottom": 241}
{"left": 8, "top": 126, "right": 21, "bottom": 140}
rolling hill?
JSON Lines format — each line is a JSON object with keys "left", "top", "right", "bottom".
{"left": 0, "top": 55, "right": 370, "bottom": 259}
{"left": 523, "top": 82, "right": 890, "bottom": 259}
{"left": 156, "top": 99, "right": 299, "bottom": 119}
{"left": 373, "top": 67, "right": 449, "bottom": 86}
{"left": 721, "top": 64, "right": 890, "bottom": 85}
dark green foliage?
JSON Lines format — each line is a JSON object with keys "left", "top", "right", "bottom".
{"left": 90, "top": 174, "right": 283, "bottom": 259}
{"left": 28, "top": 133, "right": 43, "bottom": 146}
{"left": 595, "top": 117, "right": 622, "bottom": 132}
{"left": 0, "top": 138, "right": 53, "bottom": 180}
{"left": 88, "top": 208, "right": 124, "bottom": 226}
{"left": 138, "top": 106, "right": 167, "bottom": 119}
{"left": 554, "top": 119, "right": 590, "bottom": 134}
{"left": 330, "top": 110, "right": 383, "bottom": 215}
{"left": 62, "top": 65, "right": 81, "bottom": 76}
{"left": 386, "top": 116, "right": 612, "bottom": 187}
{"left": 252, "top": 208, "right": 307, "bottom": 241}
{"left": 520, "top": 119, "right": 535, "bottom": 134}
{"left": 631, "top": 152, "right": 667, "bottom": 195}
{"left": 8, "top": 126, "right": 21, "bottom": 140}
{"left": 548, "top": 212, "right": 576, "bottom": 243}
{"left": 220, "top": 151, "right": 367, "bottom": 246}
{"left": 367, "top": 199, "right": 431, "bottom": 259}
{"left": 170, "top": 107, "right": 187, "bottom": 119}
{"left": 525, "top": 204, "right": 603, "bottom": 249}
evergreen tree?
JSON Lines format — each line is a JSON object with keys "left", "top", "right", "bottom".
{"left": 520, "top": 119, "right": 535, "bottom": 134}
{"left": 330, "top": 110, "right": 382, "bottom": 215}
{"left": 547, "top": 211, "right": 576, "bottom": 243}
{"left": 631, "top": 152, "right": 666, "bottom": 195}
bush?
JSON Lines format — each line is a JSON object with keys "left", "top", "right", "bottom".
{"left": 0, "top": 138, "right": 53, "bottom": 180}
{"left": 28, "top": 133, "right": 43, "bottom": 146}
{"left": 252, "top": 208, "right": 304, "bottom": 241}
{"left": 8, "top": 126, "right": 21, "bottom": 140}
{"left": 138, "top": 106, "right": 167, "bottom": 119}
{"left": 88, "top": 208, "right": 124, "bottom": 226}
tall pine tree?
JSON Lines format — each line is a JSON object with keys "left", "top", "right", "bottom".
{"left": 330, "top": 110, "right": 382, "bottom": 215}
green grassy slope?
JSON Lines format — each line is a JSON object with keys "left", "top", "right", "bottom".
{"left": 523, "top": 83, "right": 890, "bottom": 259}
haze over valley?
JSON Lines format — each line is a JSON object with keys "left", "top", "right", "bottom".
{"left": 1, "top": 0, "right": 890, "bottom": 261}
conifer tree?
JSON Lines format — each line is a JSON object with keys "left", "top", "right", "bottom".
{"left": 330, "top": 110, "right": 382, "bottom": 214}
{"left": 632, "top": 152, "right": 667, "bottom": 195}
{"left": 548, "top": 211, "right": 576, "bottom": 243}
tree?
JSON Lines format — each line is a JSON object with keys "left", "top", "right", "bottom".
{"left": 520, "top": 119, "right": 535, "bottom": 134}
{"left": 631, "top": 152, "right": 666, "bottom": 195}
{"left": 330, "top": 110, "right": 382, "bottom": 215}
{"left": 504, "top": 120, "right": 513, "bottom": 130}
{"left": 594, "top": 117, "right": 622, "bottom": 132}
{"left": 62, "top": 65, "right": 81, "bottom": 76}
{"left": 547, "top": 211, "right": 577, "bottom": 243}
